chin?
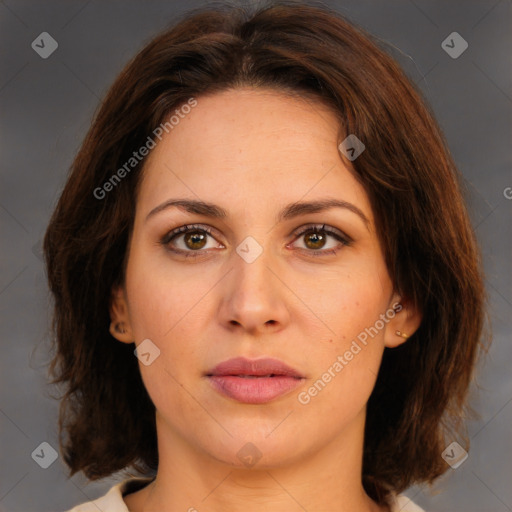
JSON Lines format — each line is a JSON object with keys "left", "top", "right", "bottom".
{"left": 210, "top": 442, "right": 304, "bottom": 470}
{"left": 196, "top": 426, "right": 307, "bottom": 470}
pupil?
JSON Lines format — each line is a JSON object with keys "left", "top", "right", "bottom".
{"left": 185, "top": 231, "right": 206, "bottom": 249}
{"left": 306, "top": 231, "right": 325, "bottom": 249}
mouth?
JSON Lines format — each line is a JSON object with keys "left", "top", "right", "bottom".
{"left": 205, "top": 357, "right": 305, "bottom": 404}
{"left": 226, "top": 374, "right": 286, "bottom": 378}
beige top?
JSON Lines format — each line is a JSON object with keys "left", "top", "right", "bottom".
{"left": 65, "top": 477, "right": 426, "bottom": 511}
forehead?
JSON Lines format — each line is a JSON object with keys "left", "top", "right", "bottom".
{"left": 136, "top": 87, "right": 372, "bottom": 225}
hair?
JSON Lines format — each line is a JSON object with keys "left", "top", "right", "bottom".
{"left": 43, "top": 0, "right": 487, "bottom": 506}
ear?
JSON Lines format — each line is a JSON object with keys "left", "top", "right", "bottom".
{"left": 384, "top": 293, "right": 422, "bottom": 348}
{"left": 109, "top": 285, "right": 134, "bottom": 344}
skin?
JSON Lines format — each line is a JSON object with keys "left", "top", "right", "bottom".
{"left": 110, "top": 87, "right": 421, "bottom": 512}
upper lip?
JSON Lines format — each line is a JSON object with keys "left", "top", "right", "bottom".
{"left": 206, "top": 357, "right": 304, "bottom": 378}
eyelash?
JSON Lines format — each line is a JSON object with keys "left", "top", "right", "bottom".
{"left": 160, "top": 223, "right": 352, "bottom": 259}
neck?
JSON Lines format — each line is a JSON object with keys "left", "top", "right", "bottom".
{"left": 125, "top": 408, "right": 388, "bottom": 512}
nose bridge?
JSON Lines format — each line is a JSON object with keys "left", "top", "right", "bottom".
{"left": 232, "top": 237, "right": 275, "bottom": 304}
{"left": 220, "top": 235, "right": 288, "bottom": 332}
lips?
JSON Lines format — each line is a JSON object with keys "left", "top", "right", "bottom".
{"left": 207, "top": 357, "right": 304, "bottom": 378}
{"left": 206, "top": 357, "right": 305, "bottom": 404}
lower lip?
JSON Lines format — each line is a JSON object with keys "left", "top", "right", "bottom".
{"left": 208, "top": 375, "right": 304, "bottom": 404}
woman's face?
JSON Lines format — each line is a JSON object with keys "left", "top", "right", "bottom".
{"left": 111, "top": 87, "right": 415, "bottom": 468}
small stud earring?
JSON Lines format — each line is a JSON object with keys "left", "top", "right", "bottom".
{"left": 395, "top": 330, "right": 409, "bottom": 339}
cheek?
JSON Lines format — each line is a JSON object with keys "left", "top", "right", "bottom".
{"left": 299, "top": 265, "right": 391, "bottom": 395}
{"left": 310, "top": 268, "right": 390, "bottom": 342}
{"left": 124, "top": 248, "right": 208, "bottom": 381}
{"left": 296, "top": 276, "right": 388, "bottom": 419}
{"left": 125, "top": 256, "right": 206, "bottom": 424}
{"left": 125, "top": 247, "right": 202, "bottom": 340}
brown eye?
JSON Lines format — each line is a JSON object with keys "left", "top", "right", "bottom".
{"left": 161, "top": 224, "right": 223, "bottom": 258}
{"left": 183, "top": 230, "right": 208, "bottom": 250}
{"left": 303, "top": 230, "right": 327, "bottom": 250}
{"left": 290, "top": 224, "right": 351, "bottom": 257}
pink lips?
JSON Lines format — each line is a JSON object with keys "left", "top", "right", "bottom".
{"left": 206, "top": 357, "right": 305, "bottom": 404}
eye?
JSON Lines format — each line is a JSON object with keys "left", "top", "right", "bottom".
{"left": 160, "top": 224, "right": 224, "bottom": 258}
{"left": 160, "top": 223, "right": 351, "bottom": 259}
{"left": 289, "top": 224, "right": 352, "bottom": 257}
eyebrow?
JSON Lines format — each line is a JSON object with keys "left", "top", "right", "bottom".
{"left": 145, "top": 198, "right": 369, "bottom": 228}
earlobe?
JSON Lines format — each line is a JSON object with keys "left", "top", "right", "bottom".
{"left": 384, "top": 295, "right": 422, "bottom": 348}
{"left": 109, "top": 286, "right": 134, "bottom": 344}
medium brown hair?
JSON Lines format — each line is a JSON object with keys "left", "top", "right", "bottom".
{"left": 43, "top": 0, "right": 487, "bottom": 506}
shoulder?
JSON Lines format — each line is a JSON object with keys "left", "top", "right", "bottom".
{"left": 63, "top": 479, "right": 423, "bottom": 512}
{"left": 389, "top": 493, "right": 426, "bottom": 512}
{"left": 63, "top": 477, "right": 155, "bottom": 512}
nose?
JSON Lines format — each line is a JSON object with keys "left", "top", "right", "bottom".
{"left": 217, "top": 244, "right": 290, "bottom": 336}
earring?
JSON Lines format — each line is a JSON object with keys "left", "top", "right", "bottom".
{"left": 115, "top": 322, "right": 126, "bottom": 334}
{"left": 395, "top": 330, "right": 409, "bottom": 339}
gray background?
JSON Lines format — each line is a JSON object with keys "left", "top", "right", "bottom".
{"left": 0, "top": 1, "right": 510, "bottom": 511}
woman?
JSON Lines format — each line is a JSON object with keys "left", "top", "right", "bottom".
{"left": 44, "top": 2, "right": 486, "bottom": 511}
